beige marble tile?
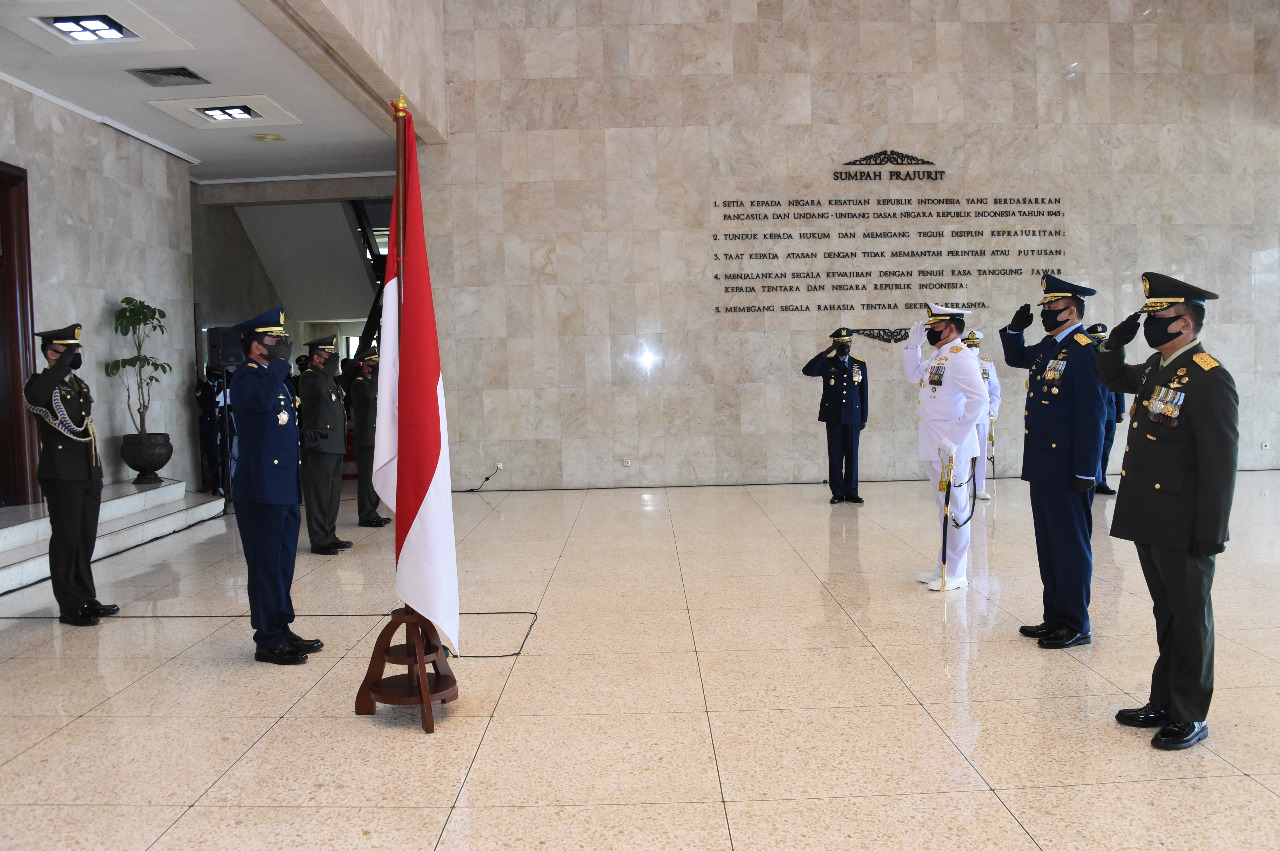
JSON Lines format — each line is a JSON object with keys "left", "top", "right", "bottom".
{"left": 880, "top": 639, "right": 1123, "bottom": 703}
{"left": 0, "top": 716, "right": 272, "bottom": 805}
{"left": 19, "top": 616, "right": 232, "bottom": 659}
{"left": 439, "top": 803, "right": 732, "bottom": 849}
{"left": 727, "top": 793, "right": 1039, "bottom": 850}
{"left": 459, "top": 713, "right": 720, "bottom": 805}
{"left": 287, "top": 654, "right": 512, "bottom": 721}
{"left": 0, "top": 619, "right": 67, "bottom": 661}
{"left": 152, "top": 805, "right": 451, "bottom": 850}
{"left": 203, "top": 716, "right": 488, "bottom": 808}
{"left": 1068, "top": 633, "right": 1280, "bottom": 696}
{"left": 0, "top": 805, "right": 185, "bottom": 851}
{"left": 683, "top": 573, "right": 832, "bottom": 609}
{"left": 0, "top": 656, "right": 162, "bottom": 717}
{"left": 179, "top": 615, "right": 381, "bottom": 660}
{"left": 699, "top": 647, "right": 915, "bottom": 711}
{"left": 929, "top": 695, "right": 1241, "bottom": 789}
{"left": 711, "top": 706, "right": 986, "bottom": 799}
{"left": 1220, "top": 628, "right": 1280, "bottom": 663}
{"left": 497, "top": 651, "right": 704, "bottom": 715}
{"left": 0, "top": 716, "right": 66, "bottom": 766}
{"left": 1000, "top": 776, "right": 1280, "bottom": 850}
{"left": 690, "top": 603, "right": 868, "bottom": 651}
{"left": 523, "top": 608, "right": 694, "bottom": 654}
{"left": 1201, "top": 686, "right": 1280, "bottom": 774}
{"left": 538, "top": 576, "right": 688, "bottom": 611}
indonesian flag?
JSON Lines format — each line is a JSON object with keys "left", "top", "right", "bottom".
{"left": 372, "top": 111, "right": 459, "bottom": 651}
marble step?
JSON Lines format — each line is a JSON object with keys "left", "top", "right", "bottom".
{"left": 0, "top": 479, "right": 188, "bottom": 551}
{"left": 0, "top": 491, "right": 224, "bottom": 596}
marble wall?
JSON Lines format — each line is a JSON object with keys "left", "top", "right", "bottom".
{"left": 417, "top": 1, "right": 1280, "bottom": 489}
{"left": 0, "top": 79, "right": 199, "bottom": 491}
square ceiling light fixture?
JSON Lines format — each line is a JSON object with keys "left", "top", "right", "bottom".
{"left": 40, "top": 14, "right": 137, "bottom": 43}
{"left": 148, "top": 94, "right": 301, "bottom": 130}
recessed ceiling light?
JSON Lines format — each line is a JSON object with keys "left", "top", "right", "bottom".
{"left": 195, "top": 105, "right": 262, "bottom": 123}
{"left": 38, "top": 15, "right": 138, "bottom": 44}
{"left": 251, "top": 133, "right": 285, "bottom": 142}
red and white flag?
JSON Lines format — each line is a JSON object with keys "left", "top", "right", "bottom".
{"left": 372, "top": 111, "right": 459, "bottom": 651}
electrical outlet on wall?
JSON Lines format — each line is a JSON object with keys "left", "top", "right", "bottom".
{"left": 622, "top": 459, "right": 631, "bottom": 467}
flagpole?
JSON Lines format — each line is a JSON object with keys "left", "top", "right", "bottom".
{"left": 393, "top": 95, "right": 408, "bottom": 346}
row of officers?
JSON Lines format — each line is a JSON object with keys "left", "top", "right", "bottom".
{"left": 801, "top": 272, "right": 1238, "bottom": 753}
{"left": 25, "top": 309, "right": 389, "bottom": 669}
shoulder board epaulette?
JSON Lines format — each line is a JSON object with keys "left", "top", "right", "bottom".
{"left": 247, "top": 362, "right": 260, "bottom": 368}
{"left": 949, "top": 345, "right": 963, "bottom": 353}
{"left": 981, "top": 356, "right": 992, "bottom": 362}
{"left": 1193, "top": 352, "right": 1220, "bottom": 371}
{"left": 825, "top": 351, "right": 836, "bottom": 358}
{"left": 851, "top": 355, "right": 865, "bottom": 363}
{"left": 1073, "top": 332, "right": 1095, "bottom": 347}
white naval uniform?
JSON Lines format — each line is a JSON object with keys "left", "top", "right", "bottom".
{"left": 903, "top": 340, "right": 988, "bottom": 580}
{"left": 974, "top": 352, "right": 1002, "bottom": 492}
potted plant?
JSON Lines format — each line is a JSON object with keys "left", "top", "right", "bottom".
{"left": 104, "top": 297, "right": 174, "bottom": 484}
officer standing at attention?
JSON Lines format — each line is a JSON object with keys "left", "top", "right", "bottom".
{"left": 229, "top": 309, "right": 322, "bottom": 665}
{"left": 1000, "top": 275, "right": 1110, "bottom": 649}
{"left": 1096, "top": 273, "right": 1238, "bottom": 751}
{"left": 802, "top": 328, "right": 869, "bottom": 504}
{"left": 350, "top": 347, "right": 390, "bottom": 527}
{"left": 298, "top": 335, "right": 352, "bottom": 556}
{"left": 962, "top": 330, "right": 1001, "bottom": 500}
{"left": 195, "top": 366, "right": 222, "bottom": 495}
{"left": 1086, "top": 323, "right": 1125, "bottom": 495}
{"left": 23, "top": 324, "right": 117, "bottom": 627}
{"left": 903, "top": 305, "right": 987, "bottom": 591}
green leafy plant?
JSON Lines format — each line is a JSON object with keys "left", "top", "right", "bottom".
{"left": 103, "top": 297, "right": 172, "bottom": 434}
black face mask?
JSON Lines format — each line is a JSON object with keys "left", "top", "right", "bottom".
{"left": 1040, "top": 308, "right": 1069, "bottom": 332}
{"left": 322, "top": 356, "right": 339, "bottom": 377}
{"left": 69, "top": 352, "right": 83, "bottom": 370}
{"left": 835, "top": 342, "right": 850, "bottom": 357}
{"left": 925, "top": 328, "right": 944, "bottom": 347}
{"left": 1143, "top": 314, "right": 1182, "bottom": 349}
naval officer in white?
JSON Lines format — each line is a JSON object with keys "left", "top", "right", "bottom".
{"left": 963, "top": 330, "right": 1002, "bottom": 500}
{"left": 903, "top": 304, "right": 989, "bottom": 590}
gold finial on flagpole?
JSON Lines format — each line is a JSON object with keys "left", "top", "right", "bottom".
{"left": 394, "top": 94, "right": 409, "bottom": 118}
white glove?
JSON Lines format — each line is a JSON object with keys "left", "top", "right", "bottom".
{"left": 906, "top": 320, "right": 927, "bottom": 348}
{"left": 938, "top": 437, "right": 958, "bottom": 461}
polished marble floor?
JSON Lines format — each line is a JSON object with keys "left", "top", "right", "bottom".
{"left": 2, "top": 474, "right": 1280, "bottom": 849}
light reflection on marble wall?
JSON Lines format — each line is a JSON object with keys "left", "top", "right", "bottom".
{"left": 426, "top": 1, "right": 1280, "bottom": 490}
{"left": 0, "top": 79, "right": 198, "bottom": 490}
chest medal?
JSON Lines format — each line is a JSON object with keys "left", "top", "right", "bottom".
{"left": 278, "top": 410, "right": 289, "bottom": 425}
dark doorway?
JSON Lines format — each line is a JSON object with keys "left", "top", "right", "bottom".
{"left": 0, "top": 162, "right": 39, "bottom": 506}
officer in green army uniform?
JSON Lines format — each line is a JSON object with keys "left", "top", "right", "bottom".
{"left": 350, "top": 347, "right": 390, "bottom": 527}
{"left": 297, "top": 335, "right": 352, "bottom": 555}
{"left": 23, "top": 324, "right": 118, "bottom": 626}
{"left": 1096, "top": 272, "right": 1239, "bottom": 751}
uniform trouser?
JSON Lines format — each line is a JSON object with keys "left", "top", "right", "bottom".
{"left": 1099, "top": 419, "right": 1116, "bottom": 485}
{"left": 927, "top": 459, "right": 972, "bottom": 580}
{"left": 825, "top": 421, "right": 860, "bottom": 498}
{"left": 355, "top": 445, "right": 381, "bottom": 522}
{"left": 199, "top": 420, "right": 220, "bottom": 489}
{"left": 39, "top": 478, "right": 101, "bottom": 613}
{"left": 234, "top": 500, "right": 299, "bottom": 648}
{"left": 974, "top": 420, "right": 992, "bottom": 492}
{"left": 1136, "top": 543, "right": 1215, "bottom": 723}
{"left": 1029, "top": 484, "right": 1094, "bottom": 634}
{"left": 301, "top": 449, "right": 343, "bottom": 548}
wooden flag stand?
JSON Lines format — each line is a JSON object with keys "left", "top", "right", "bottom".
{"left": 355, "top": 606, "right": 458, "bottom": 733}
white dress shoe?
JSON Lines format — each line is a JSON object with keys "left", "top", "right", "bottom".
{"left": 975, "top": 490, "right": 991, "bottom": 500}
{"left": 917, "top": 569, "right": 941, "bottom": 584}
{"left": 927, "top": 576, "right": 968, "bottom": 591}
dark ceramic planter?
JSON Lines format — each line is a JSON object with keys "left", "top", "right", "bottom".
{"left": 120, "top": 432, "right": 173, "bottom": 485}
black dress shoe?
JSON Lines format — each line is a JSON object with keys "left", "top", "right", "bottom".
{"left": 255, "top": 643, "right": 308, "bottom": 665}
{"left": 1096, "top": 483, "right": 1117, "bottom": 495}
{"left": 330, "top": 539, "right": 353, "bottom": 549}
{"left": 1019, "top": 622, "right": 1052, "bottom": 638}
{"left": 310, "top": 545, "right": 339, "bottom": 556}
{"left": 288, "top": 633, "right": 324, "bottom": 652}
{"left": 1116, "top": 702, "right": 1169, "bottom": 728}
{"left": 58, "top": 605, "right": 99, "bottom": 627}
{"left": 87, "top": 600, "right": 119, "bottom": 617}
{"left": 846, "top": 494, "right": 864, "bottom": 504}
{"left": 829, "top": 496, "right": 843, "bottom": 504}
{"left": 1037, "top": 626, "right": 1091, "bottom": 649}
{"left": 1152, "top": 720, "right": 1208, "bottom": 750}
{"left": 358, "top": 518, "right": 384, "bottom": 527}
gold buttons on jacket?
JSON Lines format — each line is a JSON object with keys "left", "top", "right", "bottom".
{"left": 1051, "top": 443, "right": 1057, "bottom": 448}
{"left": 1154, "top": 483, "right": 1160, "bottom": 489}
{"left": 273, "top": 460, "right": 279, "bottom": 465}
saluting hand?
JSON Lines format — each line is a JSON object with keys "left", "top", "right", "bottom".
{"left": 906, "top": 321, "right": 927, "bottom": 348}
{"left": 1008, "top": 303, "right": 1033, "bottom": 333}
{"left": 55, "top": 344, "right": 81, "bottom": 367}
{"left": 1106, "top": 312, "right": 1142, "bottom": 349}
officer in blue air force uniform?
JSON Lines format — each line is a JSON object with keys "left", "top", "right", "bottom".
{"left": 1000, "top": 275, "right": 1110, "bottom": 649}
{"left": 802, "top": 327, "right": 869, "bottom": 504}
{"left": 228, "top": 308, "right": 323, "bottom": 665}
